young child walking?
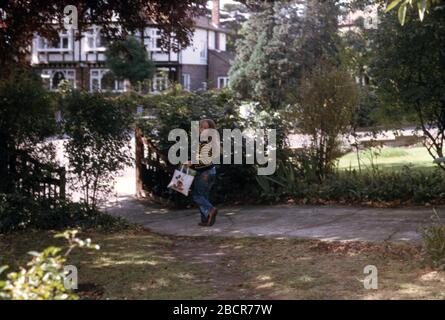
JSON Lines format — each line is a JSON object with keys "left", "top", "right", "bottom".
{"left": 185, "top": 119, "right": 218, "bottom": 226}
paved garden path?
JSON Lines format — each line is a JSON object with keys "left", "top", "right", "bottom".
{"left": 98, "top": 156, "right": 445, "bottom": 243}
{"left": 103, "top": 194, "right": 445, "bottom": 243}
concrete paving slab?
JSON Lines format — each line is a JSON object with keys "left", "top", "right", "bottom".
{"left": 102, "top": 196, "right": 445, "bottom": 243}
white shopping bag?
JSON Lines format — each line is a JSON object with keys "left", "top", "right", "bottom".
{"left": 167, "top": 165, "right": 195, "bottom": 196}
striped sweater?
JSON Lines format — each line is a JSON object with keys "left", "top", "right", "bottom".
{"left": 191, "top": 142, "right": 214, "bottom": 172}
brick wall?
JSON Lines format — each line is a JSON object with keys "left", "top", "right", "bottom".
{"left": 180, "top": 64, "right": 208, "bottom": 91}
{"left": 208, "top": 50, "right": 232, "bottom": 89}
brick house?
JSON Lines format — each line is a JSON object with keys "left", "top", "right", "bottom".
{"left": 30, "top": 0, "right": 233, "bottom": 93}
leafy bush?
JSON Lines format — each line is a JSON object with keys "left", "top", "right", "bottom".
{"left": 61, "top": 90, "right": 133, "bottom": 208}
{"left": 292, "top": 167, "right": 445, "bottom": 205}
{"left": 0, "top": 193, "right": 132, "bottom": 234}
{"left": 294, "top": 61, "right": 359, "bottom": 180}
{"left": 255, "top": 160, "right": 298, "bottom": 201}
{"left": 0, "top": 68, "right": 57, "bottom": 194}
{"left": 420, "top": 209, "right": 445, "bottom": 270}
{"left": 256, "top": 164, "right": 445, "bottom": 205}
{"left": 136, "top": 87, "right": 260, "bottom": 205}
{"left": 0, "top": 230, "right": 99, "bottom": 300}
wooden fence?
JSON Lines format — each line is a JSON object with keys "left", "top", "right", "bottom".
{"left": 12, "top": 150, "right": 66, "bottom": 201}
{"left": 135, "top": 127, "right": 184, "bottom": 206}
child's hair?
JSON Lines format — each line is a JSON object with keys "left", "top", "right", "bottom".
{"left": 200, "top": 118, "right": 216, "bottom": 129}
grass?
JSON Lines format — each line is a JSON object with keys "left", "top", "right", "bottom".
{"left": 1, "top": 229, "right": 445, "bottom": 299}
{"left": 338, "top": 146, "right": 435, "bottom": 172}
{"left": 0, "top": 229, "right": 212, "bottom": 299}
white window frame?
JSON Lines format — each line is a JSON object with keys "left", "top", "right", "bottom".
{"left": 37, "top": 30, "right": 72, "bottom": 52}
{"left": 181, "top": 74, "right": 191, "bottom": 91}
{"left": 208, "top": 32, "right": 216, "bottom": 50}
{"left": 89, "top": 69, "right": 125, "bottom": 93}
{"left": 147, "top": 28, "right": 163, "bottom": 52}
{"left": 152, "top": 73, "right": 169, "bottom": 93}
{"left": 41, "top": 69, "right": 76, "bottom": 91}
{"left": 217, "top": 76, "right": 229, "bottom": 89}
{"left": 85, "top": 26, "right": 106, "bottom": 52}
{"left": 199, "top": 40, "right": 207, "bottom": 61}
{"left": 219, "top": 33, "right": 227, "bottom": 51}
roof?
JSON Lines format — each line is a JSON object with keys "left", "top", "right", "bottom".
{"left": 193, "top": 16, "right": 228, "bottom": 33}
{"left": 209, "top": 49, "right": 234, "bottom": 64}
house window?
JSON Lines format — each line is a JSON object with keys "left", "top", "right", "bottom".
{"left": 148, "top": 29, "right": 163, "bottom": 52}
{"left": 85, "top": 27, "right": 105, "bottom": 51}
{"left": 208, "top": 32, "right": 215, "bottom": 50}
{"left": 156, "top": 38, "right": 163, "bottom": 50}
{"left": 90, "top": 69, "right": 125, "bottom": 92}
{"left": 181, "top": 74, "right": 191, "bottom": 91}
{"left": 219, "top": 33, "right": 227, "bottom": 51}
{"left": 199, "top": 41, "right": 207, "bottom": 60}
{"left": 37, "top": 30, "right": 71, "bottom": 51}
{"left": 154, "top": 74, "right": 168, "bottom": 92}
{"left": 52, "top": 71, "right": 65, "bottom": 88}
{"left": 41, "top": 69, "right": 76, "bottom": 90}
{"left": 149, "top": 69, "right": 169, "bottom": 93}
{"left": 217, "top": 77, "right": 229, "bottom": 89}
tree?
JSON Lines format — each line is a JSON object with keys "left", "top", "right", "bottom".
{"left": 228, "top": 1, "right": 304, "bottom": 110}
{"left": 105, "top": 36, "right": 155, "bottom": 86}
{"left": 220, "top": 2, "right": 249, "bottom": 53}
{"left": 369, "top": 7, "right": 445, "bottom": 169}
{"left": 338, "top": 5, "right": 381, "bottom": 129}
{"left": 295, "top": 61, "right": 359, "bottom": 180}
{"left": 229, "top": 0, "right": 346, "bottom": 110}
{"left": 0, "top": 0, "right": 208, "bottom": 76}
{"left": 299, "top": 0, "right": 343, "bottom": 73}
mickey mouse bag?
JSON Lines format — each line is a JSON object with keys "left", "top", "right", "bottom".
{"left": 168, "top": 165, "right": 196, "bottom": 196}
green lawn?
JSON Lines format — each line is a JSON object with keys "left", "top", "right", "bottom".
{"left": 338, "top": 146, "right": 436, "bottom": 172}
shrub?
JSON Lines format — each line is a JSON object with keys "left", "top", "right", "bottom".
{"left": 297, "top": 168, "right": 445, "bottom": 205}
{"left": 0, "top": 230, "right": 99, "bottom": 300}
{"left": 136, "top": 87, "right": 260, "bottom": 205}
{"left": 255, "top": 160, "right": 298, "bottom": 201}
{"left": 294, "top": 61, "right": 359, "bottom": 180}
{"left": 256, "top": 165, "right": 445, "bottom": 206}
{"left": 0, "top": 68, "right": 57, "bottom": 194}
{"left": 0, "top": 193, "right": 132, "bottom": 234}
{"left": 61, "top": 90, "right": 133, "bottom": 209}
{"left": 420, "top": 209, "right": 445, "bottom": 270}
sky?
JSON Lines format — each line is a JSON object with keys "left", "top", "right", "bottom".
{"left": 221, "top": 0, "right": 238, "bottom": 5}
{"left": 208, "top": 0, "right": 238, "bottom": 9}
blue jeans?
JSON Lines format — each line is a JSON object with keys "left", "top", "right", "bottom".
{"left": 192, "top": 166, "right": 216, "bottom": 222}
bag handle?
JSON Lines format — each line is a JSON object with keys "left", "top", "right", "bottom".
{"left": 180, "top": 163, "right": 190, "bottom": 175}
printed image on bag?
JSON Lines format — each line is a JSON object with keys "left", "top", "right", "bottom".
{"left": 167, "top": 166, "right": 195, "bottom": 196}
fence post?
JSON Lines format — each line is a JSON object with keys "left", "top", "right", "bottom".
{"left": 59, "top": 167, "right": 66, "bottom": 200}
{"left": 135, "top": 127, "right": 144, "bottom": 198}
